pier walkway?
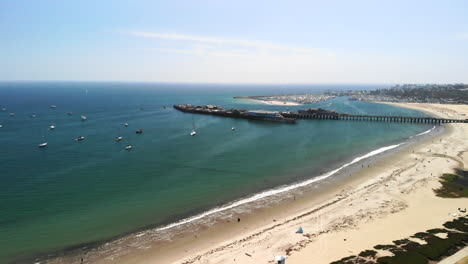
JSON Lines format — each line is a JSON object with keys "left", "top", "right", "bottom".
{"left": 283, "top": 113, "right": 467, "bottom": 124}
{"left": 174, "top": 104, "right": 468, "bottom": 124}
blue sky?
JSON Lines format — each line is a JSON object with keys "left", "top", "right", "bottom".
{"left": 1, "top": 0, "right": 468, "bottom": 83}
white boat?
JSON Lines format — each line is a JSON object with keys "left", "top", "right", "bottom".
{"left": 125, "top": 145, "right": 132, "bottom": 150}
{"left": 9, "top": 113, "right": 15, "bottom": 116}
{"left": 1, "top": 108, "right": 6, "bottom": 111}
{"left": 0, "top": 124, "right": 2, "bottom": 128}
{"left": 30, "top": 114, "right": 37, "bottom": 118}
{"left": 124, "top": 123, "right": 129, "bottom": 127}
{"left": 190, "top": 116, "right": 197, "bottom": 136}
{"left": 49, "top": 125, "right": 55, "bottom": 130}
{"left": 232, "top": 127, "right": 235, "bottom": 130}
{"left": 75, "top": 136, "right": 85, "bottom": 141}
{"left": 115, "top": 136, "right": 123, "bottom": 141}
{"left": 38, "top": 142, "right": 48, "bottom": 148}
{"left": 81, "top": 115, "right": 87, "bottom": 121}
{"left": 49, "top": 105, "right": 57, "bottom": 109}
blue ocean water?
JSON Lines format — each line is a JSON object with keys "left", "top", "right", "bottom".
{"left": 0, "top": 82, "right": 432, "bottom": 263}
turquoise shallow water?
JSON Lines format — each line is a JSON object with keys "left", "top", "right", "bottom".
{"left": 0, "top": 82, "right": 432, "bottom": 263}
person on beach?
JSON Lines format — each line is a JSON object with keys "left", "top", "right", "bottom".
{"left": 238, "top": 217, "right": 240, "bottom": 222}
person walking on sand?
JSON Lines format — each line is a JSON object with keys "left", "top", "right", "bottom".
{"left": 237, "top": 217, "right": 240, "bottom": 222}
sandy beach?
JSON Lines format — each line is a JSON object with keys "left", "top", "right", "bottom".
{"left": 260, "top": 100, "right": 302, "bottom": 106}
{"left": 45, "top": 102, "right": 468, "bottom": 264}
{"left": 245, "top": 98, "right": 302, "bottom": 106}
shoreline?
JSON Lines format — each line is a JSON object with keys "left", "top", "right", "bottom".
{"left": 160, "top": 103, "right": 467, "bottom": 264}
{"left": 33, "top": 104, "right": 447, "bottom": 264}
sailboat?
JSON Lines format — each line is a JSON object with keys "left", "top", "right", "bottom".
{"left": 190, "top": 116, "right": 196, "bottom": 136}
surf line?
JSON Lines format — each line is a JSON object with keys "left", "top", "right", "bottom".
{"left": 154, "top": 142, "right": 405, "bottom": 232}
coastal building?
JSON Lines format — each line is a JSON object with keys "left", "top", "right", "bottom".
{"left": 246, "top": 110, "right": 281, "bottom": 118}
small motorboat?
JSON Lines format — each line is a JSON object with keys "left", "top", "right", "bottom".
{"left": 30, "top": 114, "right": 37, "bottom": 118}
{"left": 125, "top": 145, "right": 132, "bottom": 150}
{"left": 136, "top": 129, "right": 143, "bottom": 134}
{"left": 115, "top": 136, "right": 123, "bottom": 141}
{"left": 38, "top": 142, "right": 48, "bottom": 148}
{"left": 80, "top": 115, "right": 87, "bottom": 121}
{"left": 9, "top": 113, "right": 15, "bottom": 116}
{"left": 49, "top": 105, "right": 57, "bottom": 109}
{"left": 75, "top": 136, "right": 85, "bottom": 141}
{"left": 190, "top": 116, "right": 196, "bottom": 136}
{"left": 124, "top": 123, "right": 129, "bottom": 127}
{"left": 67, "top": 112, "right": 74, "bottom": 116}
{"left": 231, "top": 127, "right": 236, "bottom": 131}
{"left": 49, "top": 125, "right": 55, "bottom": 130}
{"left": 0, "top": 124, "right": 3, "bottom": 128}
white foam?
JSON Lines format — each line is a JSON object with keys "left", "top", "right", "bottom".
{"left": 415, "top": 126, "right": 436, "bottom": 137}
{"left": 156, "top": 142, "right": 405, "bottom": 232}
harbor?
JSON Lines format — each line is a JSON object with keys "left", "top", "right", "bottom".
{"left": 174, "top": 104, "right": 468, "bottom": 124}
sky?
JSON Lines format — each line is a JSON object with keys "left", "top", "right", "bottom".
{"left": 1, "top": 0, "right": 468, "bottom": 84}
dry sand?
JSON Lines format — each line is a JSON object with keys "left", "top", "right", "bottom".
{"left": 246, "top": 99, "right": 301, "bottom": 106}
{"left": 51, "top": 103, "right": 468, "bottom": 264}
{"left": 260, "top": 100, "right": 301, "bottom": 106}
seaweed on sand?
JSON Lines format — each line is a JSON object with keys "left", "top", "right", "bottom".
{"left": 434, "top": 170, "right": 468, "bottom": 198}
{"left": 329, "top": 217, "right": 468, "bottom": 264}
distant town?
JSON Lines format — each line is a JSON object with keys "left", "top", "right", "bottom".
{"left": 331, "top": 83, "right": 468, "bottom": 104}
{"left": 236, "top": 84, "right": 468, "bottom": 105}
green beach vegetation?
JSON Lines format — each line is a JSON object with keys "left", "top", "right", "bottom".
{"left": 329, "top": 217, "right": 468, "bottom": 264}
{"left": 435, "top": 169, "right": 468, "bottom": 198}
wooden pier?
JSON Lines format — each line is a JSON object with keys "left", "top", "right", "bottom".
{"left": 174, "top": 104, "right": 468, "bottom": 124}
{"left": 282, "top": 113, "right": 467, "bottom": 124}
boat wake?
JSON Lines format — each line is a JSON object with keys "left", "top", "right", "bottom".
{"left": 156, "top": 142, "right": 405, "bottom": 232}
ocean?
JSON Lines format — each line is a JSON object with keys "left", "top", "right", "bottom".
{"left": 0, "top": 82, "right": 433, "bottom": 263}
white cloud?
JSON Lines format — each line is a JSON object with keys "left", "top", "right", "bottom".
{"left": 126, "top": 31, "right": 320, "bottom": 54}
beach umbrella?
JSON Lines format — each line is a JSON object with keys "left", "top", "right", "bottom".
{"left": 296, "top": 227, "right": 303, "bottom": 234}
